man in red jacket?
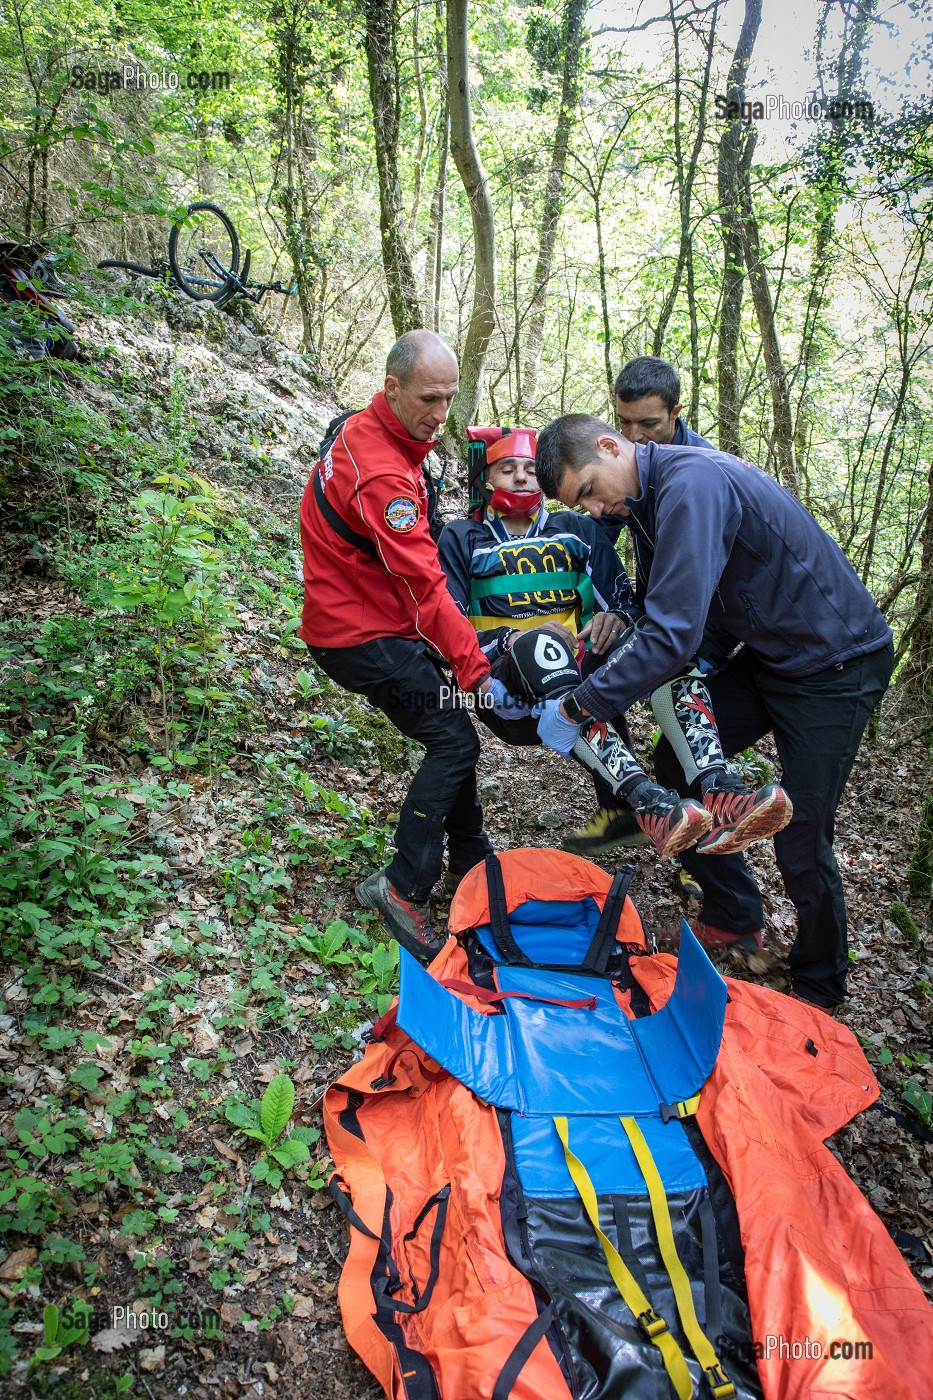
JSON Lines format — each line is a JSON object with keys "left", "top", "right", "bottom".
{"left": 298, "top": 330, "right": 504, "bottom": 962}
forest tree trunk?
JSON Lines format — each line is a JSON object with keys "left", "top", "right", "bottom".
{"left": 652, "top": 0, "right": 718, "bottom": 356}
{"left": 518, "top": 0, "right": 588, "bottom": 419}
{"left": 363, "top": 0, "right": 424, "bottom": 335}
{"left": 792, "top": 1, "right": 877, "bottom": 495}
{"left": 715, "top": 0, "right": 761, "bottom": 455}
{"left": 274, "top": 1, "right": 316, "bottom": 352}
{"left": 899, "top": 453, "right": 933, "bottom": 726}
{"left": 425, "top": 0, "right": 449, "bottom": 331}
{"left": 741, "top": 193, "right": 800, "bottom": 492}
{"left": 445, "top": 0, "right": 497, "bottom": 452}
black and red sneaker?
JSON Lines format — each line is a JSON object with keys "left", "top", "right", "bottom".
{"left": 356, "top": 870, "right": 443, "bottom": 964}
{"left": 696, "top": 773, "right": 793, "bottom": 855}
{"left": 628, "top": 783, "right": 712, "bottom": 860}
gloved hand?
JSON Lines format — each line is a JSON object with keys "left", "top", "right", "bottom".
{"left": 485, "top": 677, "right": 533, "bottom": 721}
{"left": 536, "top": 696, "right": 582, "bottom": 756}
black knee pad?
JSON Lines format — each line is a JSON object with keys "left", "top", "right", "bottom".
{"left": 509, "top": 627, "right": 580, "bottom": 701}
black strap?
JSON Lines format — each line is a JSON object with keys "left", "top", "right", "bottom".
{"left": 318, "top": 408, "right": 359, "bottom": 458}
{"left": 312, "top": 465, "right": 376, "bottom": 557}
{"left": 329, "top": 1174, "right": 381, "bottom": 1240}
{"left": 373, "top": 1185, "right": 451, "bottom": 1315}
{"left": 867, "top": 1100, "right": 933, "bottom": 1144}
{"left": 611, "top": 1197, "right": 651, "bottom": 1299}
{"left": 888, "top": 1226, "right": 932, "bottom": 1263}
{"left": 582, "top": 865, "right": 635, "bottom": 974}
{"left": 698, "top": 1194, "right": 723, "bottom": 1346}
{"left": 484, "top": 853, "right": 532, "bottom": 965}
{"left": 491, "top": 1303, "right": 557, "bottom": 1400}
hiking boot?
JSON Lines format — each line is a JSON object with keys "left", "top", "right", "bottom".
{"left": 677, "top": 866, "right": 702, "bottom": 899}
{"left": 695, "top": 772, "right": 793, "bottom": 855}
{"left": 627, "top": 783, "right": 712, "bottom": 860}
{"left": 658, "top": 919, "right": 766, "bottom": 968}
{"left": 562, "top": 806, "right": 649, "bottom": 856}
{"left": 786, "top": 989, "right": 842, "bottom": 1018}
{"left": 691, "top": 922, "right": 763, "bottom": 954}
{"left": 355, "top": 870, "right": 443, "bottom": 964}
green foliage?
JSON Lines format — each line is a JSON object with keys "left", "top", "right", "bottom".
{"left": 100, "top": 462, "right": 236, "bottom": 759}
{"left": 33, "top": 1299, "right": 91, "bottom": 1362}
{"left": 735, "top": 748, "right": 776, "bottom": 787}
{"left": 296, "top": 917, "right": 398, "bottom": 1016}
{"left": 224, "top": 1074, "right": 323, "bottom": 1191}
{"left": 0, "top": 733, "right": 167, "bottom": 971}
{"left": 901, "top": 1076, "right": 933, "bottom": 1125}
{"left": 887, "top": 900, "right": 920, "bottom": 946}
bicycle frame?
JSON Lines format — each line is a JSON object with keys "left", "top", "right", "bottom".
{"left": 200, "top": 249, "right": 297, "bottom": 307}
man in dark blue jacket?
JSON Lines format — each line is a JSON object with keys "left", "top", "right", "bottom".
{"left": 615, "top": 355, "right": 713, "bottom": 451}
{"left": 597, "top": 356, "right": 713, "bottom": 545}
{"left": 534, "top": 414, "right": 894, "bottom": 1012}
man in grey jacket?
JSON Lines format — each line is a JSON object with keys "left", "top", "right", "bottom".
{"left": 534, "top": 414, "right": 894, "bottom": 1013}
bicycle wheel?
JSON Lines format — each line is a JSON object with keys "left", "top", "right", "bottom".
{"left": 168, "top": 202, "right": 240, "bottom": 302}
{"left": 97, "top": 259, "right": 162, "bottom": 277}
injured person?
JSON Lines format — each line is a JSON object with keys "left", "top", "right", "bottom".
{"left": 438, "top": 425, "right": 792, "bottom": 862}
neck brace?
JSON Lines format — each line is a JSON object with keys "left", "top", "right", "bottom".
{"left": 487, "top": 487, "right": 543, "bottom": 517}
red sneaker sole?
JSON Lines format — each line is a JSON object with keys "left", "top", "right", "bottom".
{"left": 696, "top": 790, "right": 794, "bottom": 855}
{"left": 652, "top": 802, "right": 713, "bottom": 860}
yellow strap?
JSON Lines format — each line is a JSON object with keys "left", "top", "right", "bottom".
{"left": 553, "top": 1117, "right": 693, "bottom": 1400}
{"left": 675, "top": 1093, "right": 701, "bottom": 1120}
{"left": 469, "top": 608, "right": 579, "bottom": 635}
{"left": 620, "top": 1117, "right": 736, "bottom": 1400}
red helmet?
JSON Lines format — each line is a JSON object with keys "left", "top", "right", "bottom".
{"left": 466, "top": 425, "right": 541, "bottom": 519}
{"left": 486, "top": 427, "right": 536, "bottom": 464}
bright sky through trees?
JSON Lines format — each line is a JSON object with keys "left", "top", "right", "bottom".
{"left": 590, "top": 0, "right": 932, "bottom": 158}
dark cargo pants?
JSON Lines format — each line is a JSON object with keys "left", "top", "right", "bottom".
{"left": 653, "top": 642, "right": 894, "bottom": 1006}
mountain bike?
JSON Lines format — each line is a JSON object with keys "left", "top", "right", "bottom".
{"left": 0, "top": 240, "right": 84, "bottom": 361}
{"left": 98, "top": 202, "right": 297, "bottom": 309}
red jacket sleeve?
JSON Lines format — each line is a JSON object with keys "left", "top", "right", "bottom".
{"left": 354, "top": 468, "right": 490, "bottom": 692}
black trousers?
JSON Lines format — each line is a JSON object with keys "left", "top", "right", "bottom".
{"left": 306, "top": 637, "right": 491, "bottom": 902}
{"left": 653, "top": 642, "right": 894, "bottom": 1006}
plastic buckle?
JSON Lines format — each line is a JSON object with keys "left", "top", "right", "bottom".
{"left": 661, "top": 1095, "right": 699, "bottom": 1122}
{"left": 369, "top": 1074, "right": 397, "bottom": 1091}
{"left": 705, "top": 1363, "right": 736, "bottom": 1398}
{"left": 637, "top": 1308, "right": 669, "bottom": 1340}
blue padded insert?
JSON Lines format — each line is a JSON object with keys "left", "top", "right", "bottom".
{"left": 473, "top": 896, "right": 603, "bottom": 964}
{"left": 481, "top": 967, "right": 661, "bottom": 1116}
{"left": 398, "top": 949, "right": 522, "bottom": 1110}
{"left": 630, "top": 921, "right": 727, "bottom": 1106}
{"left": 397, "top": 930, "right": 725, "bottom": 1118}
{"left": 511, "top": 1112, "right": 707, "bottom": 1198}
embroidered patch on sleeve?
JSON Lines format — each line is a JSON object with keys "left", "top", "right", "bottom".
{"left": 384, "top": 496, "right": 420, "bottom": 532}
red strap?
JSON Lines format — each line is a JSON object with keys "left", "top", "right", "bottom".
{"left": 369, "top": 1004, "right": 398, "bottom": 1041}
{"left": 442, "top": 978, "right": 597, "bottom": 1011}
{"left": 373, "top": 1035, "right": 448, "bottom": 1090}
